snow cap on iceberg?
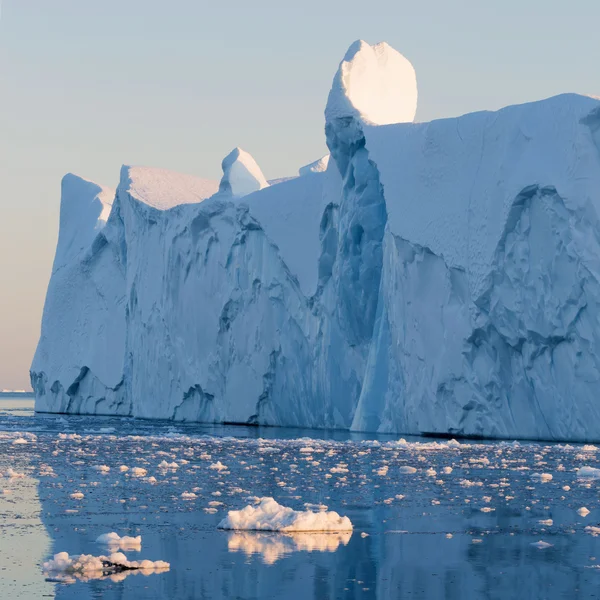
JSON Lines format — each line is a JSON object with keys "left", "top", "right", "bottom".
{"left": 119, "top": 165, "right": 219, "bottom": 211}
{"left": 219, "top": 147, "right": 269, "bottom": 198}
{"left": 53, "top": 174, "right": 114, "bottom": 273}
{"left": 325, "top": 40, "right": 417, "bottom": 125}
{"left": 299, "top": 155, "right": 330, "bottom": 176}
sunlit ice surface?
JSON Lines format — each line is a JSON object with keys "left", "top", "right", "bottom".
{"left": 3, "top": 398, "right": 600, "bottom": 598}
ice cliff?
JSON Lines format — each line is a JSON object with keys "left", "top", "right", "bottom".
{"left": 31, "top": 40, "right": 600, "bottom": 441}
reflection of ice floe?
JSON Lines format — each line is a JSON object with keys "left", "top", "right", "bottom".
{"left": 227, "top": 531, "right": 352, "bottom": 564}
{"left": 96, "top": 532, "right": 142, "bottom": 551}
{"left": 218, "top": 497, "right": 353, "bottom": 532}
{"left": 42, "top": 551, "right": 169, "bottom": 583}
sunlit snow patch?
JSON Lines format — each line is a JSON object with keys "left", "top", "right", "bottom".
{"left": 217, "top": 497, "right": 353, "bottom": 532}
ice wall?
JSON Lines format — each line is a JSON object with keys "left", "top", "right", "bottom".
{"left": 31, "top": 40, "right": 600, "bottom": 441}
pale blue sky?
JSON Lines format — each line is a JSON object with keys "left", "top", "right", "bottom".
{"left": 0, "top": 0, "right": 598, "bottom": 389}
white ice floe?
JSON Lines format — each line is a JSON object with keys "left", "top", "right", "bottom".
{"left": 531, "top": 473, "right": 553, "bottom": 482}
{"left": 578, "top": 507, "right": 591, "bottom": 517}
{"left": 398, "top": 466, "right": 417, "bottom": 474}
{"left": 42, "top": 551, "right": 168, "bottom": 581}
{"left": 217, "top": 497, "right": 353, "bottom": 532}
{"left": 585, "top": 526, "right": 600, "bottom": 536}
{"left": 577, "top": 466, "right": 600, "bottom": 479}
{"left": 96, "top": 532, "right": 142, "bottom": 551}
{"left": 130, "top": 467, "right": 147, "bottom": 477}
{"left": 531, "top": 541, "right": 553, "bottom": 549}
{"left": 210, "top": 461, "right": 228, "bottom": 472}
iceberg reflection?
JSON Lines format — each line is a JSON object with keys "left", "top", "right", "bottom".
{"left": 227, "top": 531, "right": 352, "bottom": 564}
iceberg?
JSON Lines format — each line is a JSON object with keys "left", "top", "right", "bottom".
{"left": 31, "top": 40, "right": 600, "bottom": 441}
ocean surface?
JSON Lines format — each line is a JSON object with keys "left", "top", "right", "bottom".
{"left": 2, "top": 397, "right": 600, "bottom": 599}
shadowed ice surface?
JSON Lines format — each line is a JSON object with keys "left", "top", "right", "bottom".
{"left": 3, "top": 398, "right": 600, "bottom": 599}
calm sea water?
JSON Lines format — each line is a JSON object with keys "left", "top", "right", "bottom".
{"left": 2, "top": 397, "right": 600, "bottom": 599}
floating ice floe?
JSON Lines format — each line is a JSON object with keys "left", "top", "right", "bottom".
{"left": 577, "top": 466, "right": 600, "bottom": 479}
{"left": 531, "top": 473, "right": 553, "bottom": 482}
{"left": 578, "top": 507, "right": 591, "bottom": 517}
{"left": 96, "top": 532, "right": 142, "bottom": 551}
{"left": 531, "top": 541, "right": 553, "bottom": 549}
{"left": 42, "top": 551, "right": 168, "bottom": 582}
{"left": 210, "top": 461, "right": 228, "bottom": 472}
{"left": 585, "top": 526, "right": 600, "bottom": 536}
{"left": 217, "top": 497, "right": 353, "bottom": 532}
{"left": 398, "top": 466, "right": 417, "bottom": 474}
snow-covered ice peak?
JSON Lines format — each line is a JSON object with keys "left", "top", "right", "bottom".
{"left": 53, "top": 174, "right": 114, "bottom": 273}
{"left": 218, "top": 147, "right": 269, "bottom": 197}
{"left": 325, "top": 39, "right": 417, "bottom": 125}
{"left": 120, "top": 165, "right": 219, "bottom": 211}
{"left": 299, "top": 155, "right": 330, "bottom": 176}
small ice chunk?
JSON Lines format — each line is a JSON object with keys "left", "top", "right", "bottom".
{"left": 585, "top": 526, "right": 600, "bottom": 536}
{"left": 181, "top": 492, "right": 197, "bottom": 500}
{"left": 158, "top": 461, "right": 179, "bottom": 470}
{"left": 94, "top": 465, "right": 110, "bottom": 473}
{"left": 531, "top": 541, "right": 553, "bottom": 549}
{"left": 578, "top": 466, "right": 600, "bottom": 479}
{"left": 539, "top": 519, "right": 553, "bottom": 526}
{"left": 398, "top": 466, "right": 417, "bottom": 474}
{"left": 210, "top": 461, "right": 228, "bottom": 472}
{"left": 218, "top": 497, "right": 353, "bottom": 532}
{"left": 578, "top": 507, "right": 591, "bottom": 517}
{"left": 131, "top": 468, "right": 147, "bottom": 477}
{"left": 531, "top": 473, "right": 553, "bottom": 482}
{"left": 70, "top": 492, "right": 84, "bottom": 500}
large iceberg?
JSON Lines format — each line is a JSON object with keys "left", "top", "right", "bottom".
{"left": 31, "top": 40, "right": 600, "bottom": 441}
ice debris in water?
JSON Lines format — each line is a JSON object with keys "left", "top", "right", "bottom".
{"left": 578, "top": 466, "right": 600, "bottom": 479}
{"left": 531, "top": 541, "right": 553, "bottom": 549}
{"left": 578, "top": 507, "right": 591, "bottom": 517}
{"left": 217, "top": 497, "right": 353, "bottom": 532}
{"left": 43, "top": 551, "right": 169, "bottom": 581}
{"left": 96, "top": 532, "right": 142, "bottom": 551}
{"left": 398, "top": 466, "right": 417, "bottom": 474}
{"left": 531, "top": 473, "right": 553, "bottom": 482}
